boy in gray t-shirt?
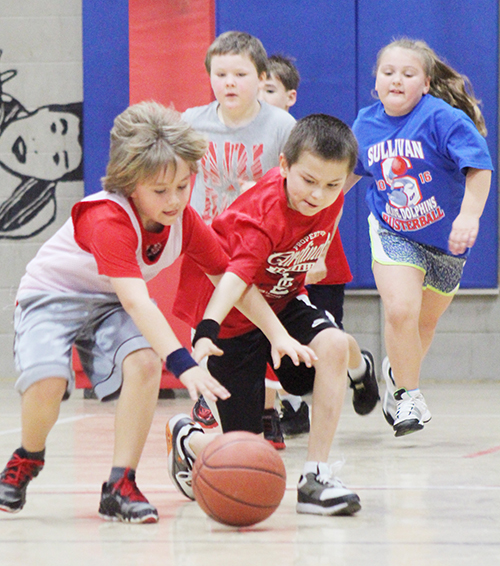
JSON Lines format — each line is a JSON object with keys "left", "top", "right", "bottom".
{"left": 182, "top": 31, "right": 295, "bottom": 443}
{"left": 182, "top": 31, "right": 295, "bottom": 224}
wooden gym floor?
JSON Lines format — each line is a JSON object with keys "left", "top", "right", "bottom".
{"left": 0, "top": 377, "right": 499, "bottom": 566}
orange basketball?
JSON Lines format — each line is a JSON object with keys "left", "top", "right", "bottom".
{"left": 192, "top": 431, "right": 287, "bottom": 527}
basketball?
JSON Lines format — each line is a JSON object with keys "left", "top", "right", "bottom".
{"left": 192, "top": 431, "right": 287, "bottom": 527}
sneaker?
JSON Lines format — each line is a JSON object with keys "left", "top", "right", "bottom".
{"left": 348, "top": 350, "right": 380, "bottom": 415}
{"left": 99, "top": 468, "right": 158, "bottom": 523}
{"left": 382, "top": 356, "right": 397, "bottom": 426}
{"left": 166, "top": 414, "right": 203, "bottom": 500}
{"left": 280, "top": 400, "right": 310, "bottom": 437}
{"left": 0, "top": 449, "right": 44, "bottom": 513}
{"left": 296, "top": 463, "right": 361, "bottom": 516}
{"left": 393, "top": 388, "right": 432, "bottom": 437}
{"left": 262, "top": 408, "right": 286, "bottom": 450}
{"left": 191, "top": 395, "right": 218, "bottom": 429}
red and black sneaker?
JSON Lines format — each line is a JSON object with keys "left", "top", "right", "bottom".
{"left": 0, "top": 449, "right": 44, "bottom": 513}
{"left": 191, "top": 395, "right": 218, "bottom": 428}
{"left": 262, "top": 408, "right": 286, "bottom": 450}
{"left": 99, "top": 468, "right": 159, "bottom": 523}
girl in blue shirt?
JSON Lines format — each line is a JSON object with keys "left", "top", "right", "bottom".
{"left": 347, "top": 38, "right": 493, "bottom": 437}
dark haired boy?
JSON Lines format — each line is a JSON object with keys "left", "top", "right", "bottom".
{"left": 169, "top": 114, "right": 368, "bottom": 516}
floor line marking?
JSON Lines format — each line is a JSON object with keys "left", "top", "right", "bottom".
{"left": 464, "top": 445, "right": 500, "bottom": 458}
{"left": 0, "top": 414, "right": 98, "bottom": 436}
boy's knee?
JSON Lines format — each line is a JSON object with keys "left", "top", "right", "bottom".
{"left": 312, "top": 328, "right": 349, "bottom": 358}
{"left": 123, "top": 348, "right": 162, "bottom": 382}
{"left": 24, "top": 377, "right": 67, "bottom": 401}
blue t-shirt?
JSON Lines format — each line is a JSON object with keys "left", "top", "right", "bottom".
{"left": 353, "top": 94, "right": 493, "bottom": 255}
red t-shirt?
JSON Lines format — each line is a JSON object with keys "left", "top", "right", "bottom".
{"left": 174, "top": 167, "right": 344, "bottom": 337}
{"left": 73, "top": 199, "right": 228, "bottom": 278}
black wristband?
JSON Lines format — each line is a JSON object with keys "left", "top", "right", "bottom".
{"left": 192, "top": 319, "right": 221, "bottom": 347}
{"left": 165, "top": 347, "right": 198, "bottom": 378}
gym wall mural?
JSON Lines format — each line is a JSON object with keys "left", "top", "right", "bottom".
{"left": 0, "top": 51, "right": 83, "bottom": 240}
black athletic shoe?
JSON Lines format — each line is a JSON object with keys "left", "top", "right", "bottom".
{"left": 297, "top": 463, "right": 361, "bottom": 516}
{"left": 262, "top": 408, "right": 286, "bottom": 450}
{"left": 349, "top": 350, "right": 380, "bottom": 415}
{"left": 280, "top": 400, "right": 310, "bottom": 437}
{"left": 99, "top": 468, "right": 158, "bottom": 523}
{"left": 0, "top": 449, "right": 44, "bottom": 513}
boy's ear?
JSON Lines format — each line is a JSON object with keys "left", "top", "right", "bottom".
{"left": 286, "top": 90, "right": 297, "bottom": 109}
{"left": 279, "top": 153, "right": 289, "bottom": 177}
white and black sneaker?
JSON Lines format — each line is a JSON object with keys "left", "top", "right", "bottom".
{"left": 166, "top": 414, "right": 203, "bottom": 500}
{"left": 381, "top": 356, "right": 397, "bottom": 426}
{"left": 296, "top": 463, "right": 361, "bottom": 516}
{"left": 393, "top": 388, "right": 432, "bottom": 437}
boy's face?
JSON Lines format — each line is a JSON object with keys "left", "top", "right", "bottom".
{"left": 130, "top": 159, "right": 191, "bottom": 232}
{"left": 280, "top": 152, "right": 350, "bottom": 216}
{"left": 210, "top": 53, "right": 264, "bottom": 115}
{"left": 259, "top": 74, "right": 296, "bottom": 111}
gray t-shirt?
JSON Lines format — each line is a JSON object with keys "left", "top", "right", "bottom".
{"left": 183, "top": 100, "right": 296, "bottom": 223}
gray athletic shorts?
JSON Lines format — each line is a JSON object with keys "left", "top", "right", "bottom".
{"left": 369, "top": 214, "right": 466, "bottom": 295}
{"left": 14, "top": 292, "right": 151, "bottom": 400}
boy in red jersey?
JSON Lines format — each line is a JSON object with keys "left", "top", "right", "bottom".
{"left": 168, "top": 114, "right": 365, "bottom": 516}
{"left": 260, "top": 55, "right": 379, "bottom": 440}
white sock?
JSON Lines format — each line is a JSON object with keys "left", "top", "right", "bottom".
{"left": 279, "top": 393, "right": 302, "bottom": 411}
{"left": 302, "top": 461, "right": 328, "bottom": 475}
{"left": 184, "top": 431, "right": 201, "bottom": 460}
{"left": 408, "top": 388, "right": 421, "bottom": 397}
{"left": 349, "top": 355, "right": 367, "bottom": 381}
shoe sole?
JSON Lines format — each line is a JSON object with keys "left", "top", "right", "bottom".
{"left": 0, "top": 504, "right": 22, "bottom": 513}
{"left": 296, "top": 496, "right": 361, "bottom": 516}
{"left": 265, "top": 438, "right": 286, "bottom": 450}
{"left": 166, "top": 414, "right": 197, "bottom": 500}
{"left": 99, "top": 511, "right": 159, "bottom": 523}
{"left": 394, "top": 420, "right": 424, "bottom": 437}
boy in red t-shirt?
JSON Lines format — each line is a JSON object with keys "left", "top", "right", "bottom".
{"left": 169, "top": 114, "right": 368, "bottom": 515}
{"left": 259, "top": 55, "right": 378, "bottom": 441}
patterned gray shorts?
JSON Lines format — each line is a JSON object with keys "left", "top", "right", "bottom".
{"left": 14, "top": 292, "right": 151, "bottom": 399}
{"left": 369, "top": 214, "right": 466, "bottom": 295}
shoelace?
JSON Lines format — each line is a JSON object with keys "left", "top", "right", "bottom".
{"left": 396, "top": 397, "right": 420, "bottom": 419}
{"left": 315, "top": 460, "right": 346, "bottom": 488}
{"left": 1, "top": 454, "right": 43, "bottom": 487}
{"left": 112, "top": 469, "right": 148, "bottom": 502}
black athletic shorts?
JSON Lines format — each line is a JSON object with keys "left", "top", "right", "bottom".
{"left": 207, "top": 295, "right": 338, "bottom": 434}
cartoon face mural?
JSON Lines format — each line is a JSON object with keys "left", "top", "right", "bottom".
{"left": 0, "top": 51, "right": 83, "bottom": 239}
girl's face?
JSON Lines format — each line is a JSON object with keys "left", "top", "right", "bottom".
{"left": 210, "top": 53, "right": 264, "bottom": 117}
{"left": 280, "top": 151, "right": 350, "bottom": 216}
{"left": 129, "top": 159, "right": 191, "bottom": 232}
{"left": 375, "top": 47, "right": 430, "bottom": 117}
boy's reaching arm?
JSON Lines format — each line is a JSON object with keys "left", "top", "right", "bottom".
{"left": 195, "top": 272, "right": 317, "bottom": 369}
{"left": 110, "top": 276, "right": 230, "bottom": 402}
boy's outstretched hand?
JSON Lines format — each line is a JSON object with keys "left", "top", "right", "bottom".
{"left": 270, "top": 335, "right": 317, "bottom": 370}
{"left": 179, "top": 365, "right": 230, "bottom": 402}
{"left": 192, "top": 336, "right": 224, "bottom": 363}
